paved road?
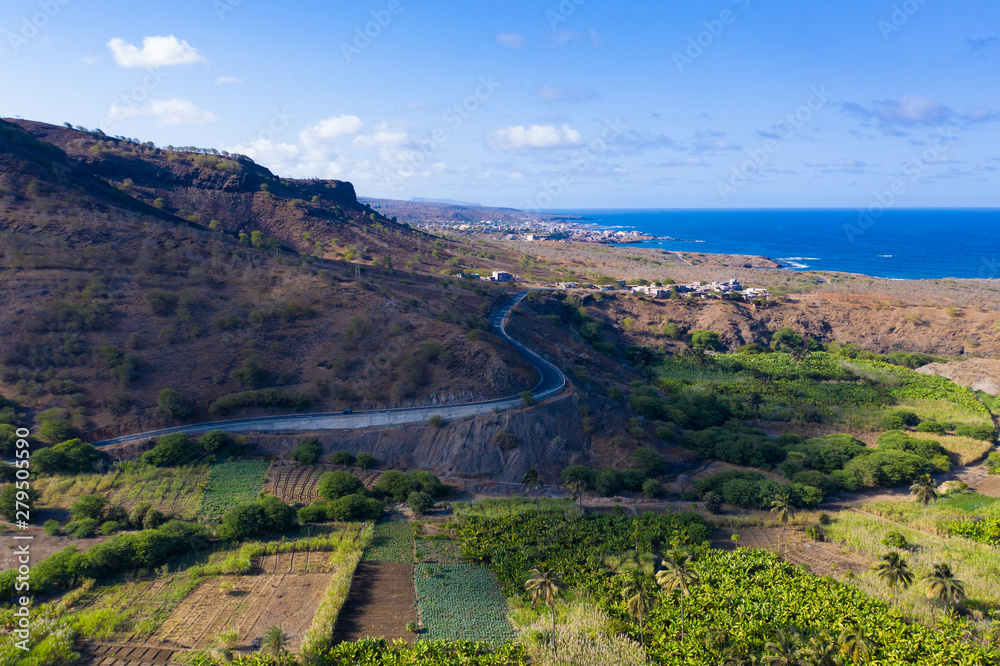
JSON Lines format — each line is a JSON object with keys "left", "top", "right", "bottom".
{"left": 93, "top": 291, "right": 565, "bottom": 447}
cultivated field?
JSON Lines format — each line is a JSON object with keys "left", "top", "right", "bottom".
{"left": 263, "top": 463, "right": 383, "bottom": 504}
{"left": 714, "top": 526, "right": 870, "bottom": 577}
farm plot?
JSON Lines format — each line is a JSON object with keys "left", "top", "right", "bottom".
{"left": 264, "top": 463, "right": 382, "bottom": 503}
{"left": 76, "top": 642, "right": 176, "bottom": 666}
{"left": 712, "top": 527, "right": 869, "bottom": 577}
{"left": 363, "top": 518, "right": 413, "bottom": 563}
{"left": 109, "top": 464, "right": 208, "bottom": 517}
{"left": 200, "top": 461, "right": 270, "bottom": 521}
{"left": 152, "top": 553, "right": 332, "bottom": 651}
{"left": 332, "top": 561, "right": 416, "bottom": 645}
{"left": 414, "top": 564, "right": 514, "bottom": 644}
{"left": 414, "top": 534, "right": 465, "bottom": 564}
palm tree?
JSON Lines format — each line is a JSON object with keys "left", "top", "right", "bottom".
{"left": 790, "top": 345, "right": 810, "bottom": 363}
{"left": 623, "top": 580, "right": 651, "bottom": 646}
{"left": 720, "top": 646, "right": 755, "bottom": 666}
{"left": 566, "top": 478, "right": 586, "bottom": 509}
{"left": 261, "top": 626, "right": 289, "bottom": 665}
{"left": 801, "top": 632, "right": 844, "bottom": 666}
{"left": 747, "top": 392, "right": 764, "bottom": 422}
{"left": 525, "top": 568, "right": 565, "bottom": 656}
{"left": 874, "top": 551, "right": 914, "bottom": 602}
{"left": 923, "top": 563, "right": 966, "bottom": 608}
{"left": 910, "top": 474, "right": 938, "bottom": 519}
{"left": 522, "top": 467, "right": 543, "bottom": 509}
{"left": 770, "top": 493, "right": 794, "bottom": 555}
{"left": 837, "top": 628, "right": 876, "bottom": 664}
{"left": 762, "top": 626, "right": 803, "bottom": 665}
{"left": 655, "top": 549, "right": 700, "bottom": 638}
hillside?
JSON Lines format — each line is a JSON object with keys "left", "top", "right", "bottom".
{"left": 0, "top": 119, "right": 536, "bottom": 440}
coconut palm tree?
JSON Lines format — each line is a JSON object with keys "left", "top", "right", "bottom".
{"left": 801, "top": 632, "right": 844, "bottom": 666}
{"left": 923, "top": 563, "right": 966, "bottom": 608}
{"left": 525, "top": 568, "right": 565, "bottom": 656}
{"left": 874, "top": 551, "right": 914, "bottom": 602}
{"left": 261, "top": 626, "right": 289, "bottom": 665}
{"left": 747, "top": 392, "right": 765, "bottom": 422}
{"left": 623, "top": 579, "right": 651, "bottom": 646}
{"left": 565, "top": 478, "right": 586, "bottom": 509}
{"left": 837, "top": 628, "right": 876, "bottom": 664}
{"left": 762, "top": 626, "right": 803, "bottom": 665}
{"left": 790, "top": 345, "right": 810, "bottom": 363}
{"left": 770, "top": 493, "right": 794, "bottom": 555}
{"left": 910, "top": 474, "right": 938, "bottom": 519}
{"left": 522, "top": 467, "right": 543, "bottom": 509}
{"left": 655, "top": 549, "right": 700, "bottom": 638}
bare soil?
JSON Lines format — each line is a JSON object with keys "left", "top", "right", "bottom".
{"left": 151, "top": 553, "right": 333, "bottom": 652}
{"left": 76, "top": 643, "right": 176, "bottom": 666}
{"left": 332, "top": 561, "right": 417, "bottom": 644}
{"left": 714, "top": 526, "right": 869, "bottom": 577}
{"left": 263, "top": 463, "right": 382, "bottom": 503}
{"left": 0, "top": 525, "right": 106, "bottom": 571}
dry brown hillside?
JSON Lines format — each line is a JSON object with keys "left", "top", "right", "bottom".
{"left": 0, "top": 119, "right": 535, "bottom": 441}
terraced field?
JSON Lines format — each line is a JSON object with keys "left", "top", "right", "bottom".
{"left": 264, "top": 463, "right": 383, "bottom": 503}
{"left": 153, "top": 552, "right": 333, "bottom": 651}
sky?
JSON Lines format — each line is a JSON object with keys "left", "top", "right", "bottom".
{"left": 1, "top": 0, "right": 999, "bottom": 209}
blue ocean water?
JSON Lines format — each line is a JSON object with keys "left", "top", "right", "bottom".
{"left": 545, "top": 209, "right": 1000, "bottom": 281}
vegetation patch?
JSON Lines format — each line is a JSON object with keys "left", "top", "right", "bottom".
{"left": 415, "top": 563, "right": 515, "bottom": 644}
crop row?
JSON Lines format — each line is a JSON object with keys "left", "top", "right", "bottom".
{"left": 199, "top": 461, "right": 269, "bottom": 521}
{"left": 415, "top": 564, "right": 515, "bottom": 644}
{"left": 362, "top": 518, "right": 413, "bottom": 563}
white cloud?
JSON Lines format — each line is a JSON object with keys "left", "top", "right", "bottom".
{"left": 496, "top": 32, "right": 524, "bottom": 48}
{"left": 487, "top": 124, "right": 582, "bottom": 150}
{"left": 107, "top": 35, "right": 207, "bottom": 68}
{"left": 107, "top": 98, "right": 216, "bottom": 125}
{"left": 353, "top": 121, "right": 411, "bottom": 148}
{"left": 215, "top": 75, "right": 243, "bottom": 86}
{"left": 299, "top": 115, "right": 364, "bottom": 145}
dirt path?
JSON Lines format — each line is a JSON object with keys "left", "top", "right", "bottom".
{"left": 332, "top": 561, "right": 416, "bottom": 644}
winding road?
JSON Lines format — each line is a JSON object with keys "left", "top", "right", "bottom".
{"left": 93, "top": 291, "right": 566, "bottom": 447}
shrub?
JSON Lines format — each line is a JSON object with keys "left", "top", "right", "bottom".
{"left": 407, "top": 491, "right": 434, "bottom": 515}
{"left": 428, "top": 415, "right": 445, "bottom": 428}
{"left": 209, "top": 389, "right": 315, "bottom": 416}
{"left": 642, "top": 478, "right": 663, "bottom": 499}
{"left": 43, "top": 519, "right": 61, "bottom": 536}
{"left": 690, "top": 329, "right": 723, "bottom": 351}
{"left": 805, "top": 525, "right": 825, "bottom": 541}
{"left": 356, "top": 453, "right": 377, "bottom": 470}
{"left": 330, "top": 450, "right": 356, "bottom": 467}
{"left": 879, "top": 409, "right": 920, "bottom": 431}
{"left": 956, "top": 423, "right": 998, "bottom": 442}
{"left": 198, "top": 430, "right": 231, "bottom": 453}
{"left": 100, "top": 520, "right": 122, "bottom": 536}
{"left": 32, "top": 438, "right": 101, "bottom": 475}
{"left": 662, "top": 322, "right": 682, "bottom": 339}
{"left": 141, "top": 433, "right": 196, "bottom": 467}
{"left": 318, "top": 471, "right": 364, "bottom": 501}
{"left": 986, "top": 451, "right": 1000, "bottom": 475}
{"left": 620, "top": 469, "right": 645, "bottom": 492}
{"left": 410, "top": 471, "right": 447, "bottom": 498}
{"left": 560, "top": 465, "right": 593, "bottom": 488}
{"left": 328, "top": 493, "right": 383, "bottom": 521}
{"left": 817, "top": 512, "right": 831, "bottom": 525}
{"left": 915, "top": 421, "right": 946, "bottom": 434}
{"left": 882, "top": 531, "right": 909, "bottom": 549}
{"left": 630, "top": 447, "right": 669, "bottom": 477}
{"left": 68, "top": 518, "right": 100, "bottom": 538}
{"left": 840, "top": 449, "right": 933, "bottom": 488}
{"left": 158, "top": 388, "right": 192, "bottom": 421}
{"left": 144, "top": 291, "right": 178, "bottom": 316}
{"left": 219, "top": 496, "right": 297, "bottom": 541}
{"left": 71, "top": 494, "right": 107, "bottom": 521}
{"left": 291, "top": 438, "right": 322, "bottom": 465}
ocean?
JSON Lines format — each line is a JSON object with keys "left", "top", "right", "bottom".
{"left": 545, "top": 209, "right": 1000, "bottom": 281}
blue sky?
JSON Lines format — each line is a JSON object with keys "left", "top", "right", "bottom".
{"left": 2, "top": 0, "right": 999, "bottom": 208}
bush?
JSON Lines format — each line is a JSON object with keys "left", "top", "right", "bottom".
{"left": 560, "top": 465, "right": 593, "bottom": 488}
{"left": 298, "top": 501, "right": 328, "bottom": 524}
{"left": 915, "top": 421, "right": 946, "bottom": 434}
{"left": 956, "top": 423, "right": 998, "bottom": 442}
{"left": 141, "top": 433, "right": 196, "bottom": 467}
{"left": 407, "top": 491, "right": 434, "bottom": 515}
{"left": 879, "top": 409, "right": 920, "bottom": 431}
{"left": 594, "top": 469, "right": 622, "bottom": 497}
{"left": 642, "top": 478, "right": 663, "bottom": 499}
{"left": 410, "top": 470, "right": 447, "bottom": 498}
{"left": 70, "top": 494, "right": 107, "bottom": 521}
{"left": 662, "top": 322, "right": 683, "bottom": 339}
{"left": 356, "top": 453, "right": 377, "bottom": 470}
{"left": 428, "top": 415, "right": 445, "bottom": 428}
{"left": 985, "top": 452, "right": 1000, "bottom": 475}
{"left": 32, "top": 438, "right": 101, "bottom": 475}
{"left": 331, "top": 450, "right": 356, "bottom": 467}
{"left": 291, "top": 438, "right": 322, "bottom": 465}
{"left": 209, "top": 389, "right": 315, "bottom": 416}
{"left": 818, "top": 512, "right": 831, "bottom": 525}
{"left": 805, "top": 525, "right": 825, "bottom": 541}
{"left": 158, "top": 388, "right": 192, "bottom": 421}
{"left": 144, "top": 291, "right": 178, "bottom": 316}
{"left": 882, "top": 531, "right": 909, "bottom": 549}
{"left": 329, "top": 493, "right": 383, "bottom": 521}
{"left": 68, "top": 518, "right": 100, "bottom": 538}
{"left": 318, "top": 471, "right": 365, "bottom": 501}
{"left": 682, "top": 424, "right": 783, "bottom": 469}
{"left": 840, "top": 449, "right": 933, "bottom": 488}
{"left": 374, "top": 470, "right": 418, "bottom": 502}
{"left": 690, "top": 330, "right": 723, "bottom": 351}
{"left": 620, "top": 469, "right": 645, "bottom": 492}
{"left": 100, "top": 520, "right": 122, "bottom": 536}
{"left": 43, "top": 519, "right": 61, "bottom": 536}
{"left": 784, "top": 433, "right": 869, "bottom": 474}
{"left": 198, "top": 430, "right": 231, "bottom": 453}
{"left": 219, "top": 496, "right": 297, "bottom": 541}
{"left": 630, "top": 448, "right": 669, "bottom": 477}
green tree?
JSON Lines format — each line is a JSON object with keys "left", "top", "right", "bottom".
{"left": 356, "top": 453, "right": 376, "bottom": 470}
{"left": 525, "top": 568, "right": 565, "bottom": 656}
{"left": 158, "top": 388, "right": 192, "bottom": 421}
{"left": 922, "top": 563, "right": 965, "bottom": 608}
{"left": 874, "top": 551, "right": 914, "bottom": 602}
{"left": 32, "top": 439, "right": 101, "bottom": 475}
{"left": 261, "top": 625, "right": 289, "bottom": 665}
{"left": 770, "top": 492, "right": 794, "bottom": 554}
{"left": 407, "top": 491, "right": 434, "bottom": 515}
{"left": 374, "top": 470, "right": 417, "bottom": 502}
{"left": 909, "top": 474, "right": 937, "bottom": 518}
{"left": 141, "top": 433, "right": 196, "bottom": 467}
{"left": 630, "top": 448, "right": 668, "bottom": 477}
{"left": 70, "top": 494, "right": 107, "bottom": 521}
{"left": 747, "top": 392, "right": 764, "bottom": 421}
{"left": 291, "top": 438, "right": 321, "bottom": 465}
{"left": 0, "top": 484, "right": 39, "bottom": 521}
{"left": 330, "top": 450, "right": 355, "bottom": 467}
{"left": 690, "top": 329, "right": 723, "bottom": 351}
{"left": 318, "top": 471, "right": 364, "bottom": 501}
{"left": 198, "top": 430, "right": 231, "bottom": 453}
{"left": 770, "top": 327, "right": 804, "bottom": 352}
{"left": 837, "top": 628, "right": 876, "bottom": 664}
{"left": 655, "top": 549, "right": 699, "bottom": 638}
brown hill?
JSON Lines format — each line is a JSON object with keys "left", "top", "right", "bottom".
{"left": 0, "top": 119, "right": 535, "bottom": 441}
